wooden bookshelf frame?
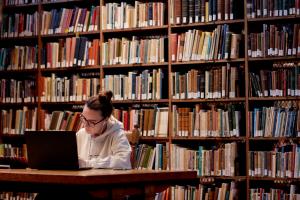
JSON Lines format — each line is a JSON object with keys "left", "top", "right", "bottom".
{"left": 0, "top": 0, "right": 300, "bottom": 199}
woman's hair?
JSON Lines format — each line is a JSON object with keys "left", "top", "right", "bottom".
{"left": 85, "top": 90, "right": 114, "bottom": 118}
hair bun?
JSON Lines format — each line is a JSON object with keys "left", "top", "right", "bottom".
{"left": 105, "top": 90, "right": 113, "bottom": 101}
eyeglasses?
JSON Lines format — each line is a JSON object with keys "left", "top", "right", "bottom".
{"left": 80, "top": 114, "right": 106, "bottom": 128}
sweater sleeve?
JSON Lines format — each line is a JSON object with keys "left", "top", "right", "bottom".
{"left": 85, "top": 131, "right": 132, "bottom": 169}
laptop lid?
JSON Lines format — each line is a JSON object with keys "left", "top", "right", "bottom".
{"left": 25, "top": 131, "right": 80, "bottom": 170}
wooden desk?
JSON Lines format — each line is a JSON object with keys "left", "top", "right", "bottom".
{"left": 0, "top": 169, "right": 198, "bottom": 199}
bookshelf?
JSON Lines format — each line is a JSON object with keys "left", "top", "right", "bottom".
{"left": 0, "top": 0, "right": 300, "bottom": 199}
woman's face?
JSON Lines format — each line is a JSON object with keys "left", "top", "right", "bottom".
{"left": 80, "top": 105, "right": 107, "bottom": 136}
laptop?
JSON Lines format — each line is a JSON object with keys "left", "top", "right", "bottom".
{"left": 25, "top": 131, "right": 84, "bottom": 170}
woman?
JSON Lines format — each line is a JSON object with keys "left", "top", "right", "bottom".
{"left": 77, "top": 90, "right": 132, "bottom": 169}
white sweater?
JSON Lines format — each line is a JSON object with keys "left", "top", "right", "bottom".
{"left": 76, "top": 116, "right": 132, "bottom": 169}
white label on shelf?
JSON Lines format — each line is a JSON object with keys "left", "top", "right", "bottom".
{"left": 284, "top": 10, "right": 288, "bottom": 16}
{"left": 274, "top": 48, "right": 278, "bottom": 56}
{"left": 208, "top": 15, "right": 212, "bottom": 22}
{"left": 225, "top": 14, "right": 229, "bottom": 20}
{"left": 257, "top": 10, "right": 261, "bottom": 17}
{"left": 292, "top": 48, "right": 297, "bottom": 55}
{"left": 291, "top": 90, "right": 295, "bottom": 96}
{"left": 279, "top": 90, "right": 283, "bottom": 97}
{"left": 229, "top": 91, "right": 235, "bottom": 98}
{"left": 200, "top": 92, "right": 204, "bottom": 99}
{"left": 180, "top": 92, "right": 185, "bottom": 99}
{"left": 195, "top": 16, "right": 199, "bottom": 23}
{"left": 263, "top": 9, "right": 267, "bottom": 16}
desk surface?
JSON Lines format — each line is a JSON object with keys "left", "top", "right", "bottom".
{"left": 0, "top": 169, "right": 198, "bottom": 185}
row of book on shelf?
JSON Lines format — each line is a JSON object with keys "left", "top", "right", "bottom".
{"left": 172, "top": 104, "right": 242, "bottom": 137}
{"left": 171, "top": 64, "right": 242, "bottom": 99}
{"left": 3, "top": 0, "right": 68, "bottom": 6}
{"left": 250, "top": 62, "right": 300, "bottom": 97}
{"left": 0, "top": 192, "right": 36, "bottom": 200}
{"left": 171, "top": 25, "right": 242, "bottom": 62}
{"left": 0, "top": 46, "right": 38, "bottom": 70}
{"left": 0, "top": 144, "right": 26, "bottom": 158}
{"left": 168, "top": 184, "right": 299, "bottom": 200}
{"left": 0, "top": 107, "right": 37, "bottom": 135}
{"left": 102, "top": 36, "right": 167, "bottom": 65}
{"left": 133, "top": 143, "right": 168, "bottom": 170}
{"left": 0, "top": 12, "right": 39, "bottom": 37}
{"left": 113, "top": 107, "right": 169, "bottom": 137}
{"left": 41, "top": 6, "right": 100, "bottom": 35}
{"left": 249, "top": 143, "right": 300, "bottom": 178}
{"left": 4, "top": 0, "right": 300, "bottom": 22}
{"left": 169, "top": 0, "right": 243, "bottom": 24}
{"left": 249, "top": 104, "right": 300, "bottom": 138}
{"left": 41, "top": 37, "right": 100, "bottom": 68}
{"left": 1, "top": 102, "right": 300, "bottom": 137}
{"left": 170, "top": 182, "right": 238, "bottom": 200}
{"left": 102, "top": 2, "right": 165, "bottom": 30}
{"left": 103, "top": 69, "right": 165, "bottom": 100}
{"left": 41, "top": 73, "right": 100, "bottom": 102}
{"left": 248, "top": 24, "right": 300, "bottom": 58}
{"left": 246, "top": 0, "right": 300, "bottom": 18}
{"left": 0, "top": 79, "right": 36, "bottom": 103}
{"left": 2, "top": 23, "right": 300, "bottom": 70}
{"left": 170, "top": 142, "right": 237, "bottom": 176}
{"left": 250, "top": 185, "right": 300, "bottom": 200}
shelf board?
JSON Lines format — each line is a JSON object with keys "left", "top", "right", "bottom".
{"left": 0, "top": 102, "right": 37, "bottom": 106}
{"left": 139, "top": 137, "right": 169, "bottom": 142}
{"left": 172, "top": 97, "right": 245, "bottom": 103}
{"left": 102, "top": 62, "right": 168, "bottom": 69}
{"left": 41, "top": 65, "right": 100, "bottom": 73}
{"left": 248, "top": 15, "right": 300, "bottom": 23}
{"left": 3, "top": 3, "right": 39, "bottom": 9}
{"left": 172, "top": 136, "right": 246, "bottom": 141}
{"left": 41, "top": 0, "right": 94, "bottom": 6}
{"left": 249, "top": 96, "right": 300, "bottom": 101}
{"left": 172, "top": 58, "right": 245, "bottom": 66}
{"left": 41, "top": 101, "right": 85, "bottom": 105}
{"left": 249, "top": 177, "right": 300, "bottom": 182}
{"left": 41, "top": 31, "right": 99, "bottom": 38}
{"left": 112, "top": 99, "right": 169, "bottom": 104}
{"left": 198, "top": 176, "right": 246, "bottom": 181}
{"left": 249, "top": 137, "right": 300, "bottom": 141}
{"left": 248, "top": 56, "right": 299, "bottom": 62}
{"left": 0, "top": 134, "right": 26, "bottom": 144}
{"left": 171, "top": 19, "right": 244, "bottom": 29}
{"left": 0, "top": 35, "right": 38, "bottom": 41}
{"left": 0, "top": 69, "right": 37, "bottom": 75}
{"left": 0, "top": 134, "right": 25, "bottom": 139}
{"left": 103, "top": 25, "right": 168, "bottom": 33}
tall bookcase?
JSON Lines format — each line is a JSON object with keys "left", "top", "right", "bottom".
{"left": 0, "top": 0, "right": 299, "bottom": 199}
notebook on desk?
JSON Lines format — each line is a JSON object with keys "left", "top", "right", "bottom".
{"left": 25, "top": 131, "right": 87, "bottom": 170}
